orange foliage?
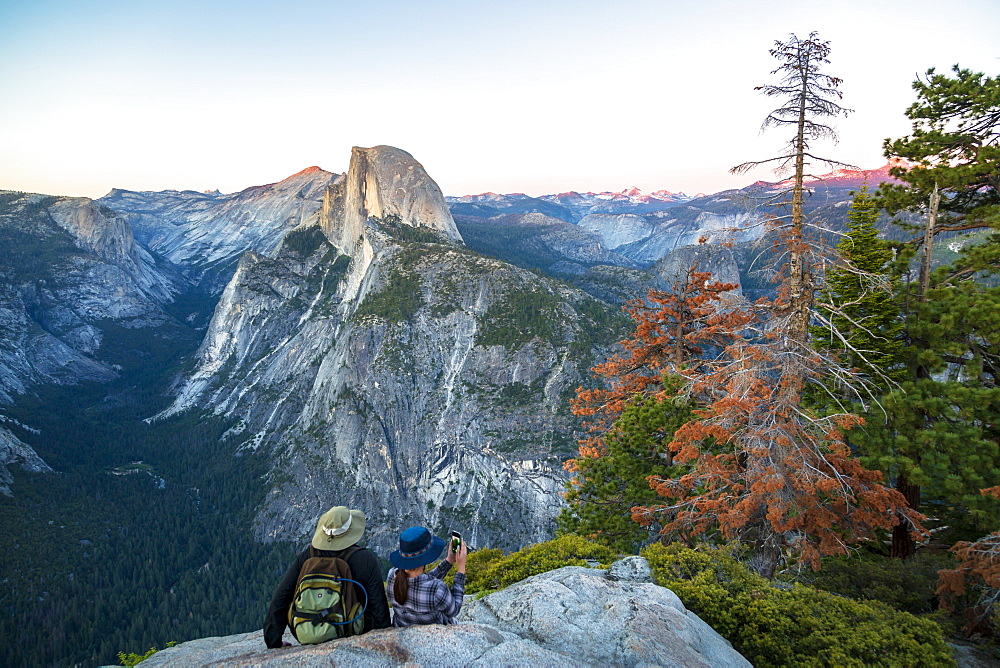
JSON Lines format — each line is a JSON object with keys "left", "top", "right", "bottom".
{"left": 570, "top": 267, "right": 738, "bottom": 422}
{"left": 568, "top": 261, "right": 925, "bottom": 574}
{"left": 633, "top": 297, "right": 924, "bottom": 572}
{"left": 936, "top": 487, "right": 1000, "bottom": 634}
{"left": 566, "top": 266, "right": 740, "bottom": 473}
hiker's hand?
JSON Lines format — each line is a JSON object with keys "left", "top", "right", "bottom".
{"left": 446, "top": 537, "right": 458, "bottom": 564}
{"left": 455, "top": 541, "right": 468, "bottom": 573}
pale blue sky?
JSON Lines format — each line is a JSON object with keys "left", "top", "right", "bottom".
{"left": 1, "top": 0, "right": 998, "bottom": 199}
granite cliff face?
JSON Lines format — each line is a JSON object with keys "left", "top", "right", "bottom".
{"left": 0, "top": 192, "right": 180, "bottom": 405}
{"left": 157, "top": 147, "right": 622, "bottom": 552}
{"left": 100, "top": 167, "right": 339, "bottom": 289}
{"left": 652, "top": 243, "right": 744, "bottom": 296}
{"left": 320, "top": 145, "right": 462, "bottom": 254}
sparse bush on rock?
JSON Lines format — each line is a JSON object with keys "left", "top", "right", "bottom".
{"left": 642, "top": 542, "right": 955, "bottom": 667}
{"left": 460, "top": 535, "right": 617, "bottom": 595}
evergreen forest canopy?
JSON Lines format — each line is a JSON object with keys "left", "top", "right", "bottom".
{"left": 0, "top": 298, "right": 302, "bottom": 667}
{"left": 0, "top": 31, "right": 998, "bottom": 667}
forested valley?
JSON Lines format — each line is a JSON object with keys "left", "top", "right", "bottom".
{"left": 0, "top": 296, "right": 300, "bottom": 667}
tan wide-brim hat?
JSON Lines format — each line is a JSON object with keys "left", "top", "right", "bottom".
{"left": 311, "top": 506, "right": 366, "bottom": 551}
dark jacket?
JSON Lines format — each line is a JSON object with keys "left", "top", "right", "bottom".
{"left": 263, "top": 544, "right": 391, "bottom": 648}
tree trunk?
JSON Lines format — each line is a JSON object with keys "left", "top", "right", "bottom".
{"left": 895, "top": 186, "right": 940, "bottom": 530}
{"left": 787, "top": 72, "right": 811, "bottom": 347}
{"left": 748, "top": 532, "right": 784, "bottom": 579}
{"left": 890, "top": 472, "right": 921, "bottom": 558}
{"left": 917, "top": 183, "right": 941, "bottom": 304}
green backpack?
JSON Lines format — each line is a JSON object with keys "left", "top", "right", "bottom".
{"left": 287, "top": 546, "right": 368, "bottom": 644}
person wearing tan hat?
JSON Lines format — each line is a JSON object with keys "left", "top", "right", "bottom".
{"left": 263, "top": 506, "right": 391, "bottom": 648}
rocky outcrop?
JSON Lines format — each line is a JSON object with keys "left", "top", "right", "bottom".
{"left": 321, "top": 146, "right": 462, "bottom": 255}
{"left": 460, "top": 560, "right": 750, "bottom": 667}
{"left": 652, "top": 243, "right": 743, "bottom": 295}
{"left": 133, "top": 558, "right": 750, "bottom": 667}
{"left": 100, "top": 167, "right": 339, "bottom": 288}
{"left": 0, "top": 192, "right": 181, "bottom": 406}
{"left": 0, "top": 424, "right": 50, "bottom": 496}
{"left": 578, "top": 212, "right": 653, "bottom": 250}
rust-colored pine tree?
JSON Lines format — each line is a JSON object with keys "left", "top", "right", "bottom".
{"left": 629, "top": 33, "right": 924, "bottom": 577}
{"left": 560, "top": 266, "right": 740, "bottom": 548}
{"left": 569, "top": 266, "right": 741, "bottom": 459}
{"left": 635, "top": 308, "right": 923, "bottom": 576}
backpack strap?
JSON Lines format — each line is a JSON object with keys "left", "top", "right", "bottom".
{"left": 337, "top": 546, "right": 361, "bottom": 562}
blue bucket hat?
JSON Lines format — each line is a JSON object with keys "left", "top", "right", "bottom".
{"left": 390, "top": 526, "right": 446, "bottom": 570}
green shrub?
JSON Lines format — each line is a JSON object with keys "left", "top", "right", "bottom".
{"left": 444, "top": 546, "right": 504, "bottom": 588}
{"left": 117, "top": 641, "right": 176, "bottom": 666}
{"left": 800, "top": 550, "right": 956, "bottom": 615}
{"left": 642, "top": 543, "right": 955, "bottom": 667}
{"left": 464, "top": 535, "right": 617, "bottom": 595}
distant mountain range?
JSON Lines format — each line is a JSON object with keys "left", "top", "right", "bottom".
{"left": 0, "top": 155, "right": 901, "bottom": 537}
{"left": 451, "top": 164, "right": 902, "bottom": 293}
{"left": 448, "top": 186, "right": 699, "bottom": 222}
{"left": 448, "top": 164, "right": 897, "bottom": 222}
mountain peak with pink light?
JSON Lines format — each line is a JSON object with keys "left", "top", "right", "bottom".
{"left": 768, "top": 163, "right": 901, "bottom": 191}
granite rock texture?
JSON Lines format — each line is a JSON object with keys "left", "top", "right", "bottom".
{"left": 133, "top": 559, "right": 750, "bottom": 668}
{"left": 99, "top": 166, "right": 339, "bottom": 289}
{"left": 652, "top": 243, "right": 743, "bottom": 295}
{"left": 321, "top": 145, "right": 462, "bottom": 255}
{"left": 0, "top": 192, "right": 180, "bottom": 406}
{"left": 460, "top": 561, "right": 750, "bottom": 667}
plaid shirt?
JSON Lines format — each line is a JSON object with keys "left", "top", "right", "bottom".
{"left": 387, "top": 561, "right": 466, "bottom": 626}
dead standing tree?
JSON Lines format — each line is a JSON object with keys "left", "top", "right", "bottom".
{"left": 732, "top": 31, "right": 855, "bottom": 353}
{"left": 635, "top": 33, "right": 923, "bottom": 578}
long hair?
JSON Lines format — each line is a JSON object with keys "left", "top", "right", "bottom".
{"left": 392, "top": 569, "right": 409, "bottom": 605}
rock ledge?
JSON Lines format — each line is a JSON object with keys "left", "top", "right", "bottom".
{"left": 135, "top": 558, "right": 750, "bottom": 667}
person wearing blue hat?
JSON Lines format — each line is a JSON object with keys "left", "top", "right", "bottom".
{"left": 386, "top": 526, "right": 468, "bottom": 626}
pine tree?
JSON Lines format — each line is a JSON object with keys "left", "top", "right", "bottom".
{"left": 559, "top": 382, "right": 693, "bottom": 552}
{"left": 570, "top": 265, "right": 740, "bottom": 454}
{"left": 854, "top": 272, "right": 1000, "bottom": 557}
{"left": 881, "top": 66, "right": 1000, "bottom": 233}
{"left": 563, "top": 266, "right": 739, "bottom": 549}
{"left": 865, "top": 65, "right": 1000, "bottom": 558}
{"left": 732, "top": 31, "right": 853, "bottom": 352}
{"left": 812, "top": 186, "right": 905, "bottom": 397}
